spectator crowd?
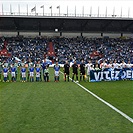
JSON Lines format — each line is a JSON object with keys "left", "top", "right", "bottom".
{"left": 0, "top": 36, "right": 133, "bottom": 64}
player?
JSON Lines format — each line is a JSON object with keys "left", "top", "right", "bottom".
{"left": 44, "top": 66, "right": 49, "bottom": 82}
{"left": 21, "top": 65, "right": 26, "bottom": 82}
{"left": 36, "top": 60, "right": 42, "bottom": 81}
{"left": 94, "top": 60, "right": 100, "bottom": 69}
{"left": 80, "top": 60, "right": 86, "bottom": 81}
{"left": 42, "top": 59, "right": 47, "bottom": 81}
{"left": 63, "top": 61, "right": 70, "bottom": 82}
{"left": 120, "top": 60, "right": 126, "bottom": 69}
{"left": 54, "top": 62, "right": 60, "bottom": 82}
{"left": 35, "top": 64, "right": 41, "bottom": 82}
{"left": 28, "top": 59, "right": 33, "bottom": 81}
{"left": 72, "top": 61, "right": 78, "bottom": 82}
{"left": 113, "top": 59, "right": 119, "bottom": 69}
{"left": 20, "top": 59, "right": 25, "bottom": 81}
{"left": 29, "top": 64, "right": 34, "bottom": 82}
{"left": 3, "top": 65, "right": 9, "bottom": 82}
{"left": 127, "top": 60, "right": 132, "bottom": 68}
{"left": 100, "top": 60, "right": 107, "bottom": 70}
{"left": 3, "top": 60, "right": 10, "bottom": 81}
{"left": 14, "top": 60, "right": 19, "bottom": 81}
{"left": 86, "top": 60, "right": 93, "bottom": 81}
{"left": 10, "top": 63, "right": 17, "bottom": 82}
{"left": 108, "top": 60, "right": 113, "bottom": 68}
{"left": 94, "top": 64, "right": 100, "bottom": 70}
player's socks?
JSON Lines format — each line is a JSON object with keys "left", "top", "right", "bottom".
{"left": 72, "top": 75, "right": 74, "bottom": 81}
{"left": 68, "top": 75, "right": 69, "bottom": 81}
{"left": 83, "top": 75, "right": 85, "bottom": 81}
{"left": 47, "top": 76, "right": 49, "bottom": 82}
{"left": 64, "top": 74, "right": 66, "bottom": 81}
{"left": 76, "top": 75, "right": 78, "bottom": 81}
{"left": 44, "top": 75, "right": 46, "bottom": 81}
{"left": 4, "top": 77, "right": 7, "bottom": 82}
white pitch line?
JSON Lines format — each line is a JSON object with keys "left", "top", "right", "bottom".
{"left": 60, "top": 71, "right": 133, "bottom": 123}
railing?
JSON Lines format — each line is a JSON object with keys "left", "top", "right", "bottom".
{"left": 0, "top": 12, "right": 132, "bottom": 19}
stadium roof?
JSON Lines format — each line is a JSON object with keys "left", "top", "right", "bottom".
{"left": 0, "top": 15, "right": 133, "bottom": 33}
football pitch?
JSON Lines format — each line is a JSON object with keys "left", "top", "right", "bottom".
{"left": 0, "top": 68, "right": 133, "bottom": 133}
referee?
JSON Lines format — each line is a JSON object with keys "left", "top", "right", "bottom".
{"left": 80, "top": 60, "right": 86, "bottom": 81}
{"left": 72, "top": 61, "right": 78, "bottom": 82}
{"left": 63, "top": 61, "right": 70, "bottom": 82}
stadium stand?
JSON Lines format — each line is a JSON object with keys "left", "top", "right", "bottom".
{"left": 54, "top": 37, "right": 133, "bottom": 64}
{"left": 0, "top": 36, "right": 133, "bottom": 65}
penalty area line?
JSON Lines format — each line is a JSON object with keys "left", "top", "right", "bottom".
{"left": 60, "top": 71, "right": 133, "bottom": 123}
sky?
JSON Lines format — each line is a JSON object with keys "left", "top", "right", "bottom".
{"left": 0, "top": 0, "right": 133, "bottom": 18}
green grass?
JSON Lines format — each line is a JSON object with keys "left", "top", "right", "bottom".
{"left": 80, "top": 80, "right": 133, "bottom": 118}
{"left": 0, "top": 68, "right": 133, "bottom": 133}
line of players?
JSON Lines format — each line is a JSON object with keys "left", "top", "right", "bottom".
{"left": 0, "top": 59, "right": 48, "bottom": 82}
{"left": 0, "top": 59, "right": 63, "bottom": 82}
{"left": 0, "top": 58, "right": 133, "bottom": 82}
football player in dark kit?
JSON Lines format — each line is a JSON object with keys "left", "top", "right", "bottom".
{"left": 72, "top": 61, "right": 78, "bottom": 82}
{"left": 63, "top": 61, "right": 70, "bottom": 82}
{"left": 80, "top": 60, "right": 86, "bottom": 81}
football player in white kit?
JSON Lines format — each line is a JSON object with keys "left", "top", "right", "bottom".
{"left": 100, "top": 60, "right": 107, "bottom": 70}
{"left": 120, "top": 60, "right": 126, "bottom": 69}
{"left": 86, "top": 60, "right": 92, "bottom": 81}
{"left": 126, "top": 60, "right": 132, "bottom": 68}
{"left": 113, "top": 60, "right": 119, "bottom": 69}
{"left": 108, "top": 60, "right": 113, "bottom": 68}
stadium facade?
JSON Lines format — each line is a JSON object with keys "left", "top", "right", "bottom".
{"left": 0, "top": 15, "right": 133, "bottom": 37}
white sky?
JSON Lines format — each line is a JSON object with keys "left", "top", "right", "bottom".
{"left": 0, "top": 0, "right": 133, "bottom": 17}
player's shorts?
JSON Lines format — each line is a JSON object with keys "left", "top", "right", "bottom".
{"left": 36, "top": 72, "right": 40, "bottom": 77}
{"left": 3, "top": 73, "right": 8, "bottom": 77}
{"left": 11, "top": 72, "right": 16, "bottom": 77}
{"left": 55, "top": 71, "right": 59, "bottom": 76}
{"left": 64, "top": 71, "right": 69, "bottom": 75}
{"left": 22, "top": 72, "right": 26, "bottom": 78}
{"left": 73, "top": 71, "right": 78, "bottom": 75}
{"left": 45, "top": 73, "right": 49, "bottom": 76}
{"left": 80, "top": 70, "right": 85, "bottom": 75}
{"left": 30, "top": 72, "right": 34, "bottom": 77}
